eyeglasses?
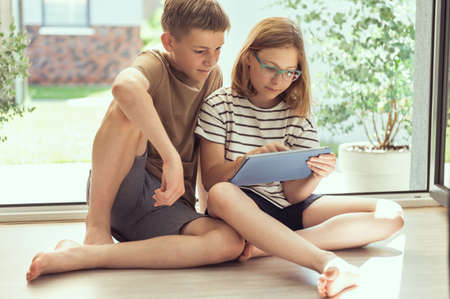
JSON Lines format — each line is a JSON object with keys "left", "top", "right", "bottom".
{"left": 253, "top": 52, "right": 302, "bottom": 82}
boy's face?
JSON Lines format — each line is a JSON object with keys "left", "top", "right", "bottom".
{"left": 166, "top": 29, "right": 225, "bottom": 83}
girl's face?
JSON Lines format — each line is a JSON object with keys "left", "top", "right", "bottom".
{"left": 247, "top": 47, "right": 300, "bottom": 108}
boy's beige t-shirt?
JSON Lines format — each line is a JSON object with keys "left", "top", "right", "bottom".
{"left": 132, "top": 49, "right": 222, "bottom": 208}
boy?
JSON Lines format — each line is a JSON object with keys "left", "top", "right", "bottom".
{"left": 26, "top": 0, "right": 244, "bottom": 281}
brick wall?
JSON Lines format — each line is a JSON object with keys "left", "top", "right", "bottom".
{"left": 26, "top": 26, "right": 142, "bottom": 85}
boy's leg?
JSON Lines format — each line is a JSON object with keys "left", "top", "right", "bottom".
{"left": 26, "top": 216, "right": 245, "bottom": 282}
{"left": 85, "top": 100, "right": 148, "bottom": 245}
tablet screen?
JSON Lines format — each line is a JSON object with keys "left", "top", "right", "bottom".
{"left": 229, "top": 147, "right": 332, "bottom": 186}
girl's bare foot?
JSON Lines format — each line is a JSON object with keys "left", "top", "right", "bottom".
{"left": 317, "top": 257, "right": 360, "bottom": 297}
{"left": 26, "top": 240, "right": 85, "bottom": 282}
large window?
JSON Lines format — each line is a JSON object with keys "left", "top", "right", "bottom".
{"left": 219, "top": 0, "right": 425, "bottom": 195}
{"left": 430, "top": 0, "right": 450, "bottom": 207}
{"left": 0, "top": 0, "right": 445, "bottom": 215}
{"left": 42, "top": 0, "right": 89, "bottom": 27}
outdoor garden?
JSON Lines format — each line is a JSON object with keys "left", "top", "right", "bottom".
{"left": 1, "top": 0, "right": 449, "bottom": 180}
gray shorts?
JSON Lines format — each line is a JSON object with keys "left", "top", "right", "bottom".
{"left": 86, "top": 152, "right": 205, "bottom": 242}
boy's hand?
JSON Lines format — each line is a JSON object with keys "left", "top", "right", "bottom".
{"left": 307, "top": 153, "right": 336, "bottom": 178}
{"left": 153, "top": 155, "right": 185, "bottom": 207}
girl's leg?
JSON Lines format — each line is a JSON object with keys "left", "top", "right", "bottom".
{"left": 207, "top": 183, "right": 360, "bottom": 297}
{"left": 26, "top": 217, "right": 244, "bottom": 282}
{"left": 242, "top": 196, "right": 404, "bottom": 259}
{"left": 298, "top": 196, "right": 405, "bottom": 250}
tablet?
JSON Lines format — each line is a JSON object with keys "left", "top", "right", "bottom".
{"left": 229, "top": 147, "right": 332, "bottom": 186}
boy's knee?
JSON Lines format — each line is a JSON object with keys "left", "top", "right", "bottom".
{"left": 106, "top": 101, "right": 134, "bottom": 129}
{"left": 102, "top": 101, "right": 144, "bottom": 142}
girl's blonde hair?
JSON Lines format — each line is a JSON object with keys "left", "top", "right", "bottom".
{"left": 232, "top": 17, "right": 311, "bottom": 118}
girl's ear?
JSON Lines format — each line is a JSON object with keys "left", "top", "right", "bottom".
{"left": 161, "top": 32, "right": 176, "bottom": 52}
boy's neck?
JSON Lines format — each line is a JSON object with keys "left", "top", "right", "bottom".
{"left": 166, "top": 53, "right": 206, "bottom": 89}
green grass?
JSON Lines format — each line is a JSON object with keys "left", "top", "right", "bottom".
{"left": 0, "top": 99, "right": 108, "bottom": 164}
{"left": 29, "top": 84, "right": 111, "bottom": 100}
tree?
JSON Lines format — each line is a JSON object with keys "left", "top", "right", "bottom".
{"left": 0, "top": 22, "right": 33, "bottom": 142}
{"left": 278, "top": 0, "right": 415, "bottom": 150}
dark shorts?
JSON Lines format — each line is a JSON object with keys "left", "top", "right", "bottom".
{"left": 86, "top": 151, "right": 205, "bottom": 242}
{"left": 241, "top": 188, "right": 322, "bottom": 230}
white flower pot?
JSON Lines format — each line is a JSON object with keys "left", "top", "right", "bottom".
{"left": 338, "top": 142, "right": 411, "bottom": 192}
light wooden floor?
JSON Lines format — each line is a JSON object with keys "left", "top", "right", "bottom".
{"left": 1, "top": 207, "right": 448, "bottom": 299}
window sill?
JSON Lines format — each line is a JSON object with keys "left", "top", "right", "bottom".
{"left": 0, "top": 192, "right": 440, "bottom": 223}
{"left": 38, "top": 26, "right": 95, "bottom": 36}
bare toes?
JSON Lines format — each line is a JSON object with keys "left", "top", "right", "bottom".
{"left": 27, "top": 257, "right": 42, "bottom": 282}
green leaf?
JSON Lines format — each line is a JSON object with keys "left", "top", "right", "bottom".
{"left": 333, "top": 12, "right": 346, "bottom": 26}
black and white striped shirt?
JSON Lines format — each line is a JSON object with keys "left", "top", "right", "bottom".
{"left": 195, "top": 87, "right": 320, "bottom": 208}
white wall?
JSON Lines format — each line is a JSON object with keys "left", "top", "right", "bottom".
{"left": 22, "top": 0, "right": 41, "bottom": 25}
{"left": 90, "top": 0, "right": 142, "bottom": 26}
{"left": 22, "top": 0, "right": 142, "bottom": 26}
{"left": 218, "top": 0, "right": 295, "bottom": 87}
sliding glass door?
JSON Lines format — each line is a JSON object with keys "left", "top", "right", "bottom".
{"left": 430, "top": 0, "right": 450, "bottom": 207}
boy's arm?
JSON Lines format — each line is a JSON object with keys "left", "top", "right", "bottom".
{"left": 112, "top": 67, "right": 184, "bottom": 206}
{"left": 283, "top": 153, "right": 336, "bottom": 204}
{"left": 196, "top": 153, "right": 208, "bottom": 213}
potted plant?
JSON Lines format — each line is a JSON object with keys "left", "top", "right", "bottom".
{"left": 278, "top": 0, "right": 415, "bottom": 192}
{"left": 0, "top": 22, "right": 33, "bottom": 142}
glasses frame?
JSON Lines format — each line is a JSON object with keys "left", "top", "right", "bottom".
{"left": 253, "top": 52, "right": 302, "bottom": 82}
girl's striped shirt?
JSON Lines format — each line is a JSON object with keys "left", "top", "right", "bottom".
{"left": 195, "top": 87, "right": 320, "bottom": 208}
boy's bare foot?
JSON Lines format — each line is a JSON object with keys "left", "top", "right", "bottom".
{"left": 317, "top": 257, "right": 360, "bottom": 297}
{"left": 83, "top": 226, "right": 114, "bottom": 245}
{"left": 26, "top": 240, "right": 85, "bottom": 282}
{"left": 55, "top": 239, "right": 81, "bottom": 250}
{"left": 238, "top": 242, "right": 267, "bottom": 262}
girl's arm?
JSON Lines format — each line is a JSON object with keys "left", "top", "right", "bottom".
{"left": 283, "top": 153, "right": 336, "bottom": 204}
{"left": 199, "top": 137, "right": 243, "bottom": 191}
{"left": 199, "top": 139, "right": 290, "bottom": 191}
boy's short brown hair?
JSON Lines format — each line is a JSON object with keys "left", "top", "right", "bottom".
{"left": 161, "top": 0, "right": 230, "bottom": 40}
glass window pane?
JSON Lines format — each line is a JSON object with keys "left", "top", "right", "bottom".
{"left": 44, "top": 0, "right": 88, "bottom": 27}
{"left": 218, "top": 0, "right": 424, "bottom": 194}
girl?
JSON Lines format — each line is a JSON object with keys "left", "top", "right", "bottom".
{"left": 195, "top": 17, "right": 404, "bottom": 298}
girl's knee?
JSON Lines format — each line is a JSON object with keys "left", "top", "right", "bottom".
{"left": 207, "top": 182, "right": 238, "bottom": 212}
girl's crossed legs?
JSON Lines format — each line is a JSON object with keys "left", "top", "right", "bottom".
{"left": 206, "top": 182, "right": 404, "bottom": 297}
{"left": 241, "top": 194, "right": 405, "bottom": 259}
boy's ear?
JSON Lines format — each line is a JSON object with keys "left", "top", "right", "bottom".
{"left": 161, "top": 32, "right": 176, "bottom": 51}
